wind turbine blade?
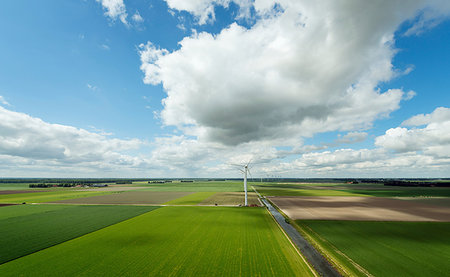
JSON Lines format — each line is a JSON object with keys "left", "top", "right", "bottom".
{"left": 246, "top": 159, "right": 252, "bottom": 167}
{"left": 248, "top": 168, "right": 254, "bottom": 181}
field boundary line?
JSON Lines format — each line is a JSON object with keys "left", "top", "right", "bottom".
{"left": 252, "top": 186, "right": 319, "bottom": 277}
{"left": 265, "top": 202, "right": 319, "bottom": 277}
{"left": 298, "top": 223, "right": 373, "bottom": 277}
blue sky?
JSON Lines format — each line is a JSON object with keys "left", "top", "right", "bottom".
{"left": 0, "top": 0, "right": 449, "bottom": 178}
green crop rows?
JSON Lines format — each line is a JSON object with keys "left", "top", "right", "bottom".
{"left": 51, "top": 191, "right": 193, "bottom": 205}
{"left": 163, "top": 192, "right": 217, "bottom": 205}
{"left": 0, "top": 207, "right": 315, "bottom": 276}
{"left": 0, "top": 205, "right": 159, "bottom": 264}
{"left": 0, "top": 190, "right": 113, "bottom": 204}
{"left": 296, "top": 220, "right": 450, "bottom": 277}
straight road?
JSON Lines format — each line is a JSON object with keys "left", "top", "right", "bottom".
{"left": 254, "top": 187, "right": 341, "bottom": 277}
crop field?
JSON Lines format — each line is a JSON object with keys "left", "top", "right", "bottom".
{"left": 0, "top": 205, "right": 158, "bottom": 264}
{"left": 256, "top": 187, "right": 367, "bottom": 197}
{"left": 397, "top": 197, "right": 450, "bottom": 207}
{"left": 133, "top": 181, "right": 244, "bottom": 192}
{"left": 0, "top": 190, "right": 49, "bottom": 195}
{"left": 0, "top": 204, "right": 67, "bottom": 220}
{"left": 295, "top": 220, "right": 450, "bottom": 277}
{"left": 163, "top": 192, "right": 217, "bottom": 205}
{"left": 0, "top": 183, "right": 31, "bottom": 190}
{"left": 0, "top": 190, "right": 113, "bottom": 204}
{"left": 341, "top": 187, "right": 450, "bottom": 197}
{"left": 50, "top": 191, "right": 193, "bottom": 205}
{"left": 270, "top": 196, "right": 450, "bottom": 221}
{"left": 0, "top": 207, "right": 315, "bottom": 277}
{"left": 199, "top": 192, "right": 261, "bottom": 206}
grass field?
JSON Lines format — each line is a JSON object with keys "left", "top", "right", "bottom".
{"left": 0, "top": 205, "right": 159, "bottom": 264}
{"left": 163, "top": 192, "right": 217, "bottom": 205}
{"left": 0, "top": 190, "right": 113, "bottom": 204}
{"left": 295, "top": 220, "right": 450, "bottom": 277}
{"left": 199, "top": 192, "right": 260, "bottom": 206}
{"left": 0, "top": 183, "right": 32, "bottom": 190}
{"left": 0, "top": 207, "right": 315, "bottom": 276}
{"left": 51, "top": 191, "right": 193, "bottom": 205}
{"left": 0, "top": 204, "right": 67, "bottom": 220}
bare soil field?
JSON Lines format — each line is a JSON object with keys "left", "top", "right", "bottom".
{"left": 198, "top": 192, "right": 261, "bottom": 206}
{"left": 396, "top": 197, "right": 450, "bottom": 208}
{"left": 50, "top": 191, "right": 193, "bottom": 205}
{"left": 0, "top": 190, "right": 48, "bottom": 195}
{"left": 270, "top": 196, "right": 450, "bottom": 222}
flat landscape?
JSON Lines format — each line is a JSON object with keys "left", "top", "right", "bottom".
{"left": 271, "top": 196, "right": 450, "bottom": 221}
{"left": 0, "top": 206, "right": 315, "bottom": 276}
{"left": 50, "top": 191, "right": 194, "bottom": 205}
{"left": 296, "top": 220, "right": 450, "bottom": 277}
{"left": 0, "top": 205, "right": 158, "bottom": 264}
{"left": 1, "top": 179, "right": 449, "bottom": 276}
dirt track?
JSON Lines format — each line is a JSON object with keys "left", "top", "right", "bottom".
{"left": 270, "top": 196, "right": 450, "bottom": 222}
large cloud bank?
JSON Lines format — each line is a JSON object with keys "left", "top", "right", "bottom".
{"left": 140, "top": 0, "right": 450, "bottom": 147}
{"left": 0, "top": 106, "right": 147, "bottom": 176}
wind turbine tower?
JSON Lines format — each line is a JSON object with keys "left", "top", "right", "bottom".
{"left": 230, "top": 161, "right": 252, "bottom": 206}
{"left": 243, "top": 164, "right": 248, "bottom": 206}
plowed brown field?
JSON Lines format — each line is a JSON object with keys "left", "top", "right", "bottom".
{"left": 270, "top": 196, "right": 450, "bottom": 221}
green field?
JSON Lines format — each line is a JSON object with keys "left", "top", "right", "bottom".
{"left": 0, "top": 190, "right": 113, "bottom": 204}
{"left": 295, "top": 220, "right": 450, "bottom": 277}
{"left": 0, "top": 207, "right": 315, "bottom": 276}
{"left": 51, "top": 191, "right": 193, "bottom": 205}
{"left": 0, "top": 183, "right": 32, "bottom": 190}
{"left": 0, "top": 205, "right": 159, "bottom": 264}
{"left": 0, "top": 204, "right": 66, "bottom": 220}
{"left": 199, "top": 192, "right": 260, "bottom": 206}
{"left": 163, "top": 192, "right": 217, "bottom": 205}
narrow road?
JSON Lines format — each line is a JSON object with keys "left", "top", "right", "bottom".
{"left": 254, "top": 188, "right": 341, "bottom": 277}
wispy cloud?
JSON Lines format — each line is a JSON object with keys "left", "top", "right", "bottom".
{"left": 132, "top": 11, "right": 144, "bottom": 23}
{"left": 87, "top": 83, "right": 99, "bottom": 91}
{"left": 100, "top": 44, "right": 110, "bottom": 50}
{"left": 0, "top": 96, "right": 10, "bottom": 106}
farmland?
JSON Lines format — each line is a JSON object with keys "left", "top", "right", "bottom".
{"left": 0, "top": 207, "right": 315, "bottom": 276}
{"left": 270, "top": 196, "right": 450, "bottom": 221}
{"left": 0, "top": 205, "right": 158, "bottom": 264}
{"left": 0, "top": 190, "right": 114, "bottom": 204}
{"left": 295, "top": 220, "right": 450, "bottom": 277}
{"left": 132, "top": 181, "right": 244, "bottom": 192}
{"left": 199, "top": 192, "right": 260, "bottom": 206}
{"left": 163, "top": 191, "right": 217, "bottom": 205}
{"left": 1, "top": 179, "right": 449, "bottom": 276}
{"left": 50, "top": 191, "right": 194, "bottom": 205}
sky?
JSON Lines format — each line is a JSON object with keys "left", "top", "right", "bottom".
{"left": 0, "top": 0, "right": 449, "bottom": 178}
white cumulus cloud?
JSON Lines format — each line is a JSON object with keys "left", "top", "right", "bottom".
{"left": 140, "top": 1, "right": 450, "bottom": 146}
{"left": 96, "top": 0, "right": 128, "bottom": 25}
{"left": 376, "top": 107, "right": 450, "bottom": 157}
{"left": 0, "top": 106, "right": 144, "bottom": 167}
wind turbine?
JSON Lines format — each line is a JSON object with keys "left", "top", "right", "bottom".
{"left": 230, "top": 161, "right": 252, "bottom": 206}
